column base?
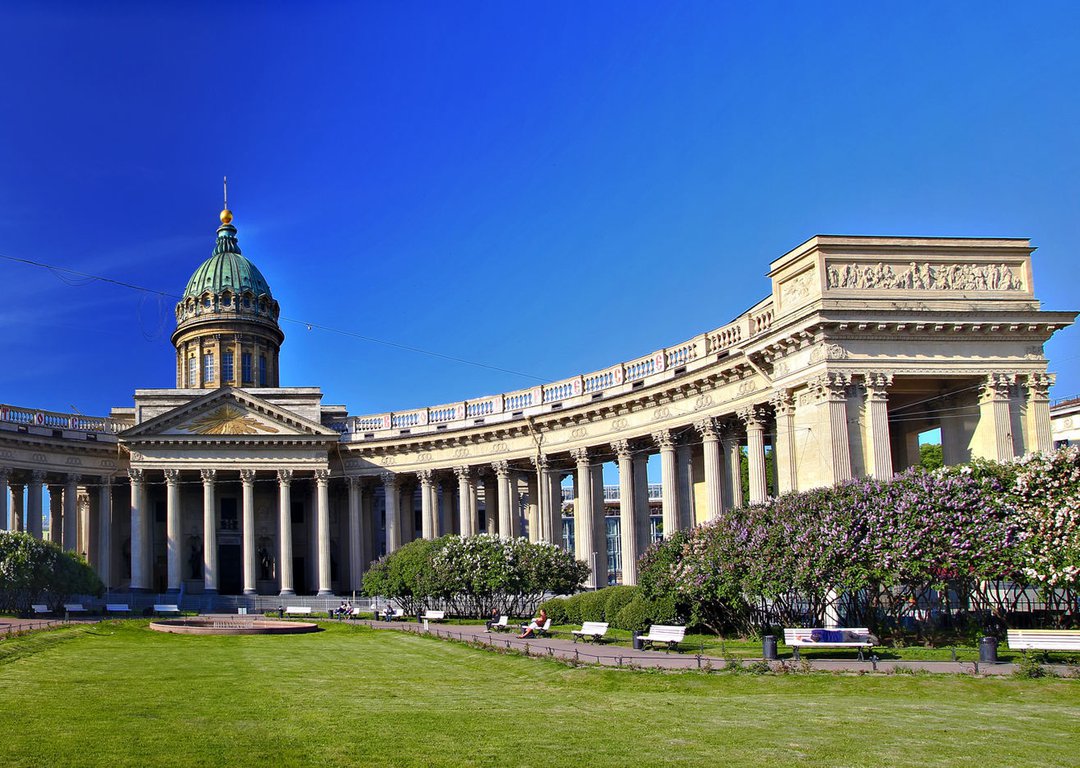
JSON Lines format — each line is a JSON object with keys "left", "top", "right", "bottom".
{"left": 317, "top": 589, "right": 334, "bottom": 597}
{"left": 129, "top": 586, "right": 151, "bottom": 593}
{"left": 279, "top": 589, "right": 295, "bottom": 597}
{"left": 243, "top": 589, "right": 257, "bottom": 595}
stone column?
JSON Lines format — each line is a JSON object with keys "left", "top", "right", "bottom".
{"left": 348, "top": 477, "right": 363, "bottom": 591}
{"left": 492, "top": 461, "right": 512, "bottom": 539}
{"left": 62, "top": 474, "right": 79, "bottom": 551}
{"left": 739, "top": 407, "right": 768, "bottom": 504}
{"left": 165, "top": 469, "right": 182, "bottom": 593}
{"left": 129, "top": 469, "right": 148, "bottom": 591}
{"left": 525, "top": 472, "right": 539, "bottom": 543}
{"left": 770, "top": 390, "right": 798, "bottom": 494}
{"left": 676, "top": 439, "right": 694, "bottom": 529}
{"left": 862, "top": 372, "right": 895, "bottom": 480}
{"left": 571, "top": 448, "right": 597, "bottom": 588}
{"left": 976, "top": 372, "right": 1016, "bottom": 462}
{"left": 440, "top": 477, "right": 456, "bottom": 537}
{"left": 0, "top": 468, "right": 8, "bottom": 531}
{"left": 315, "top": 469, "right": 332, "bottom": 596}
{"left": 96, "top": 478, "right": 112, "bottom": 587}
{"left": 9, "top": 482, "right": 24, "bottom": 532}
{"left": 278, "top": 469, "right": 295, "bottom": 595}
{"left": 813, "top": 373, "right": 854, "bottom": 483}
{"left": 633, "top": 452, "right": 650, "bottom": 554}
{"left": 418, "top": 470, "right": 434, "bottom": 540}
{"left": 382, "top": 472, "right": 400, "bottom": 553}
{"left": 483, "top": 474, "right": 499, "bottom": 537}
{"left": 201, "top": 468, "right": 218, "bottom": 593}
{"left": 591, "top": 466, "right": 607, "bottom": 586}
{"left": 428, "top": 476, "right": 441, "bottom": 538}
{"left": 361, "top": 481, "right": 374, "bottom": 571}
{"left": 47, "top": 484, "right": 62, "bottom": 544}
{"left": 241, "top": 469, "right": 257, "bottom": 595}
{"left": 721, "top": 423, "right": 743, "bottom": 511}
{"left": 695, "top": 418, "right": 724, "bottom": 521}
{"left": 653, "top": 430, "right": 679, "bottom": 538}
{"left": 467, "top": 472, "right": 480, "bottom": 536}
{"left": 454, "top": 466, "right": 472, "bottom": 537}
{"left": 27, "top": 471, "right": 45, "bottom": 540}
{"left": 1024, "top": 372, "right": 1054, "bottom": 454}
{"left": 613, "top": 440, "right": 638, "bottom": 586}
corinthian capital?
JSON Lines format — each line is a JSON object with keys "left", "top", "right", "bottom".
{"left": 769, "top": 389, "right": 795, "bottom": 417}
{"left": 651, "top": 430, "right": 675, "bottom": 451}
{"left": 200, "top": 468, "right": 217, "bottom": 484}
{"left": 979, "top": 372, "right": 1016, "bottom": 403}
{"left": 570, "top": 448, "right": 590, "bottom": 465}
{"left": 736, "top": 405, "right": 767, "bottom": 428}
{"left": 694, "top": 417, "right": 719, "bottom": 440}
{"left": 1025, "top": 372, "right": 1055, "bottom": 400}
{"left": 491, "top": 460, "right": 510, "bottom": 477}
{"left": 611, "top": 440, "right": 632, "bottom": 460}
{"left": 417, "top": 469, "right": 434, "bottom": 485}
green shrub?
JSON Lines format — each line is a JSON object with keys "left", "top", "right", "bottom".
{"left": 563, "top": 593, "right": 586, "bottom": 624}
{"left": 649, "top": 595, "right": 679, "bottom": 625}
{"left": 578, "top": 590, "right": 608, "bottom": 622}
{"left": 614, "top": 596, "right": 653, "bottom": 632}
{"left": 602, "top": 585, "right": 639, "bottom": 622}
{"left": 539, "top": 597, "right": 568, "bottom": 625}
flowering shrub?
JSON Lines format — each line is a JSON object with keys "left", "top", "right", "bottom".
{"left": 0, "top": 532, "right": 103, "bottom": 614}
{"left": 639, "top": 448, "right": 1080, "bottom": 634}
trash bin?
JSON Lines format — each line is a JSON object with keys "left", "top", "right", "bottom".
{"left": 979, "top": 636, "right": 998, "bottom": 664}
{"left": 762, "top": 635, "right": 778, "bottom": 660}
{"left": 632, "top": 631, "right": 643, "bottom": 651}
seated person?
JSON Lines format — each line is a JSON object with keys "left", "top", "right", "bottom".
{"left": 382, "top": 605, "right": 395, "bottom": 622}
{"left": 518, "top": 608, "right": 548, "bottom": 639}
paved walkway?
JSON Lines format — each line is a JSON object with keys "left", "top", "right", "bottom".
{"left": 360, "top": 619, "right": 1076, "bottom": 677}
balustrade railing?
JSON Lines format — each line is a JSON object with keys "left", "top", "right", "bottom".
{"left": 0, "top": 404, "right": 124, "bottom": 435}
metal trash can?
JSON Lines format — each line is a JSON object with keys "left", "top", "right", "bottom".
{"left": 979, "top": 636, "right": 998, "bottom": 664}
{"left": 762, "top": 635, "right": 778, "bottom": 660}
{"left": 632, "top": 631, "right": 643, "bottom": 651}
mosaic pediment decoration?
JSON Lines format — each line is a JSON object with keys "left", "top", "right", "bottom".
{"left": 182, "top": 405, "right": 280, "bottom": 435}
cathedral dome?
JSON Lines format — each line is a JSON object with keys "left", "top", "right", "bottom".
{"left": 182, "top": 219, "right": 273, "bottom": 300}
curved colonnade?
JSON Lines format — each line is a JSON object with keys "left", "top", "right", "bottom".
{"left": 0, "top": 235, "right": 1073, "bottom": 597}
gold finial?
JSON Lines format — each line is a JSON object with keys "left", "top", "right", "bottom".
{"left": 220, "top": 175, "right": 233, "bottom": 224}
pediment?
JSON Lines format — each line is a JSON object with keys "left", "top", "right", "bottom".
{"left": 120, "top": 388, "right": 339, "bottom": 442}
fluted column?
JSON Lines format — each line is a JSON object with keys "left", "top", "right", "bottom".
{"left": 201, "top": 468, "right": 218, "bottom": 593}
{"left": 1024, "top": 372, "right": 1054, "bottom": 454}
{"left": 418, "top": 470, "right": 434, "bottom": 540}
{"left": 27, "top": 471, "right": 45, "bottom": 540}
{"left": 96, "top": 478, "right": 112, "bottom": 587}
{"left": 62, "top": 474, "right": 78, "bottom": 551}
{"left": 278, "top": 469, "right": 294, "bottom": 595}
{"left": 382, "top": 472, "right": 400, "bottom": 553}
{"left": 977, "top": 373, "right": 1016, "bottom": 462}
{"left": 241, "top": 469, "right": 257, "bottom": 595}
{"left": 47, "top": 485, "right": 62, "bottom": 544}
{"left": 739, "top": 407, "right": 768, "bottom": 504}
{"left": 695, "top": 418, "right": 724, "bottom": 521}
{"left": 428, "top": 475, "right": 441, "bottom": 538}
{"left": 591, "top": 465, "right": 607, "bottom": 585}
{"left": 315, "top": 469, "right": 331, "bottom": 596}
{"left": 9, "top": 483, "right": 24, "bottom": 532}
{"left": 348, "top": 476, "right": 363, "bottom": 591}
{"left": 721, "top": 424, "right": 743, "bottom": 510}
{"left": 862, "top": 372, "right": 894, "bottom": 480}
{"left": 454, "top": 466, "right": 472, "bottom": 537}
{"left": 571, "top": 448, "right": 597, "bottom": 588}
{"left": 676, "top": 440, "right": 694, "bottom": 529}
{"left": 613, "top": 440, "right": 638, "bottom": 586}
{"left": 0, "top": 468, "right": 8, "bottom": 531}
{"left": 492, "top": 462, "right": 512, "bottom": 539}
{"left": 811, "top": 373, "right": 853, "bottom": 483}
{"left": 165, "top": 469, "right": 182, "bottom": 592}
{"left": 525, "top": 472, "right": 539, "bottom": 542}
{"left": 633, "top": 451, "right": 650, "bottom": 554}
{"left": 129, "top": 469, "right": 148, "bottom": 591}
{"left": 468, "top": 473, "right": 480, "bottom": 536}
{"left": 770, "top": 390, "right": 797, "bottom": 494}
{"left": 483, "top": 474, "right": 499, "bottom": 536}
{"left": 653, "top": 430, "right": 679, "bottom": 538}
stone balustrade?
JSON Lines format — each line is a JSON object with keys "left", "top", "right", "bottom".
{"left": 0, "top": 403, "right": 126, "bottom": 436}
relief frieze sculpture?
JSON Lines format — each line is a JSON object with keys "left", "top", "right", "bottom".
{"left": 826, "top": 261, "right": 1022, "bottom": 292}
{"left": 184, "top": 405, "right": 280, "bottom": 435}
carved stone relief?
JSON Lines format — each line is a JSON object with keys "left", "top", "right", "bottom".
{"left": 826, "top": 261, "right": 1023, "bottom": 292}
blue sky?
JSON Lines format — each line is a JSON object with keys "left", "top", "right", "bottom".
{"left": 1, "top": 2, "right": 1079, "bottom": 422}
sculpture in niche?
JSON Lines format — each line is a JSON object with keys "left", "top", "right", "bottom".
{"left": 826, "top": 261, "right": 1022, "bottom": 292}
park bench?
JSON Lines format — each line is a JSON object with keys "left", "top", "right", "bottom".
{"left": 381, "top": 608, "right": 405, "bottom": 621}
{"left": 284, "top": 606, "right": 313, "bottom": 617}
{"left": 572, "top": 621, "right": 609, "bottom": 643}
{"left": 422, "top": 609, "right": 446, "bottom": 622}
{"left": 31, "top": 604, "right": 50, "bottom": 616}
{"left": 784, "top": 628, "right": 875, "bottom": 661}
{"left": 1007, "top": 629, "right": 1080, "bottom": 658}
{"left": 63, "top": 603, "right": 88, "bottom": 615}
{"left": 105, "top": 604, "right": 131, "bottom": 615}
{"left": 520, "top": 618, "right": 552, "bottom": 637}
{"left": 489, "top": 615, "right": 510, "bottom": 632}
{"left": 638, "top": 624, "right": 686, "bottom": 651}
{"left": 153, "top": 604, "right": 181, "bottom": 616}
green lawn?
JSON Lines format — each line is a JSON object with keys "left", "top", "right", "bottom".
{"left": 1, "top": 622, "right": 1077, "bottom": 767}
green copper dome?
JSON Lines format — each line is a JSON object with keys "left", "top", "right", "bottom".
{"left": 183, "top": 221, "right": 273, "bottom": 299}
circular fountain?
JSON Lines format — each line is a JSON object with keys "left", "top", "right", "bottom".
{"left": 149, "top": 615, "right": 319, "bottom": 635}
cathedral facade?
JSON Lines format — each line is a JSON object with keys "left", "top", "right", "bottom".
{"left": 0, "top": 210, "right": 1074, "bottom": 598}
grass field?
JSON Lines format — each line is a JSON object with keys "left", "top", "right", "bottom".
{"left": 1, "top": 622, "right": 1077, "bottom": 767}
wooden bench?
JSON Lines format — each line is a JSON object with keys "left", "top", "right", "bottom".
{"left": 63, "top": 603, "right": 88, "bottom": 615}
{"left": 153, "top": 604, "right": 181, "bottom": 616}
{"left": 489, "top": 615, "right": 510, "bottom": 632}
{"left": 572, "top": 621, "right": 609, "bottom": 643}
{"left": 784, "top": 628, "right": 875, "bottom": 661}
{"left": 520, "top": 618, "right": 552, "bottom": 637}
{"left": 1007, "top": 629, "right": 1080, "bottom": 657}
{"left": 422, "top": 610, "right": 446, "bottom": 622}
{"left": 639, "top": 624, "right": 686, "bottom": 651}
{"left": 379, "top": 608, "right": 405, "bottom": 621}
{"left": 31, "top": 604, "right": 50, "bottom": 616}
{"left": 284, "top": 606, "right": 313, "bottom": 617}
{"left": 105, "top": 604, "right": 131, "bottom": 615}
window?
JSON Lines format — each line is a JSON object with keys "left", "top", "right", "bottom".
{"left": 187, "top": 358, "right": 197, "bottom": 387}
{"left": 222, "top": 351, "right": 234, "bottom": 383}
{"left": 259, "top": 355, "right": 267, "bottom": 386}
{"left": 241, "top": 353, "right": 252, "bottom": 383}
{"left": 203, "top": 353, "right": 214, "bottom": 384}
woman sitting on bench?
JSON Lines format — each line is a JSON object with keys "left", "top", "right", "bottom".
{"left": 518, "top": 608, "right": 547, "bottom": 639}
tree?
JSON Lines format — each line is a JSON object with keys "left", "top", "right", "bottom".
{"left": 919, "top": 443, "right": 943, "bottom": 471}
{"left": 0, "top": 532, "right": 104, "bottom": 614}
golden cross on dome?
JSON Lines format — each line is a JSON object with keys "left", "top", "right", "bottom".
{"left": 220, "top": 175, "right": 233, "bottom": 225}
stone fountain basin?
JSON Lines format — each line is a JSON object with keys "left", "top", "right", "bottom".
{"left": 149, "top": 616, "right": 319, "bottom": 635}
